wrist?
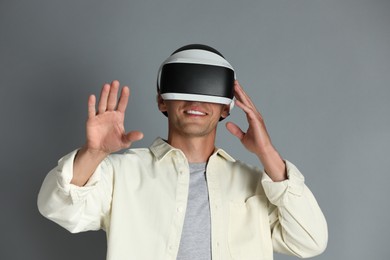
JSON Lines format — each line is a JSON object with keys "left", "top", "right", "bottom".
{"left": 257, "top": 147, "right": 287, "bottom": 182}
{"left": 80, "top": 145, "right": 109, "bottom": 158}
{"left": 76, "top": 146, "right": 109, "bottom": 166}
{"left": 72, "top": 146, "right": 108, "bottom": 187}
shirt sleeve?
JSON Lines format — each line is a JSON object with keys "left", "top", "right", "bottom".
{"left": 37, "top": 149, "right": 113, "bottom": 233}
{"left": 261, "top": 160, "right": 328, "bottom": 258}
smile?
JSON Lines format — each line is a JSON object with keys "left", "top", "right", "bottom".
{"left": 185, "top": 110, "right": 207, "bottom": 116}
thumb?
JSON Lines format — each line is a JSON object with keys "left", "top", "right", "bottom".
{"left": 225, "top": 122, "right": 245, "bottom": 140}
{"left": 124, "top": 131, "right": 144, "bottom": 143}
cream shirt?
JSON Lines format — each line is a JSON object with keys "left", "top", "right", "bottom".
{"left": 37, "top": 138, "right": 328, "bottom": 260}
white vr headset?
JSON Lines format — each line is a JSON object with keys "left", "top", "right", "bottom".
{"left": 157, "top": 44, "right": 236, "bottom": 118}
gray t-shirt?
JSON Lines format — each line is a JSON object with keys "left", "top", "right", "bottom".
{"left": 176, "top": 162, "right": 211, "bottom": 260}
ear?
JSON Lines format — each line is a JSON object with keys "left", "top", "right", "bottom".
{"left": 220, "top": 104, "right": 230, "bottom": 119}
{"left": 157, "top": 94, "right": 167, "bottom": 112}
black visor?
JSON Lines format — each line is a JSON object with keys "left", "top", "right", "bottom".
{"left": 159, "top": 63, "right": 235, "bottom": 104}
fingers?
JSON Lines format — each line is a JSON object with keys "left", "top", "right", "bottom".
{"left": 225, "top": 122, "right": 245, "bottom": 140}
{"left": 106, "top": 81, "right": 119, "bottom": 111}
{"left": 117, "top": 86, "right": 130, "bottom": 113}
{"left": 234, "top": 99, "right": 252, "bottom": 114}
{"left": 122, "top": 131, "right": 144, "bottom": 147}
{"left": 98, "top": 83, "right": 110, "bottom": 114}
{"left": 96, "top": 80, "right": 129, "bottom": 114}
{"left": 234, "top": 81, "right": 256, "bottom": 110}
{"left": 126, "top": 131, "right": 144, "bottom": 142}
{"left": 233, "top": 81, "right": 264, "bottom": 122}
{"left": 88, "top": 95, "right": 96, "bottom": 119}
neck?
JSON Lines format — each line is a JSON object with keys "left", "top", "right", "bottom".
{"left": 167, "top": 134, "right": 216, "bottom": 163}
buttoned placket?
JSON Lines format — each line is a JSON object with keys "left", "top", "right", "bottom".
{"left": 206, "top": 155, "right": 222, "bottom": 260}
{"left": 165, "top": 151, "right": 190, "bottom": 260}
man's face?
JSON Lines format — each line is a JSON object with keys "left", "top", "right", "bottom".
{"left": 158, "top": 98, "right": 229, "bottom": 138}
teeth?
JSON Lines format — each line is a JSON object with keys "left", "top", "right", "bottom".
{"left": 186, "top": 110, "right": 206, "bottom": 115}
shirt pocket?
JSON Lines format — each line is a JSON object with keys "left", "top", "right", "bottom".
{"left": 228, "top": 195, "right": 273, "bottom": 260}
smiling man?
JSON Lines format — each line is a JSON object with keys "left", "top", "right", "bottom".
{"left": 38, "top": 44, "right": 328, "bottom": 260}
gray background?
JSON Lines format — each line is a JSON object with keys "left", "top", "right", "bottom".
{"left": 1, "top": 0, "right": 389, "bottom": 259}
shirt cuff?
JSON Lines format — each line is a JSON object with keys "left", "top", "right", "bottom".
{"left": 55, "top": 149, "right": 102, "bottom": 204}
{"left": 261, "top": 160, "right": 305, "bottom": 206}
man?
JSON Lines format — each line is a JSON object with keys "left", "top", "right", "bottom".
{"left": 38, "top": 44, "right": 328, "bottom": 260}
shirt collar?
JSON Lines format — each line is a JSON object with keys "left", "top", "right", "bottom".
{"left": 149, "top": 138, "right": 178, "bottom": 161}
{"left": 213, "top": 148, "right": 236, "bottom": 162}
{"left": 149, "top": 137, "right": 236, "bottom": 162}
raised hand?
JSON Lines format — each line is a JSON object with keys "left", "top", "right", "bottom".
{"left": 85, "top": 80, "right": 143, "bottom": 154}
{"left": 72, "top": 80, "right": 143, "bottom": 186}
{"left": 226, "top": 81, "right": 287, "bottom": 181}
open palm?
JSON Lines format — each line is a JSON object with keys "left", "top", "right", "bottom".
{"left": 85, "top": 80, "right": 143, "bottom": 154}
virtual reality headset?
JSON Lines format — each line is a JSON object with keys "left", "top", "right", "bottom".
{"left": 157, "top": 44, "right": 236, "bottom": 116}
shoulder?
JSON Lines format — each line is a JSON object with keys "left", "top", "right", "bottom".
{"left": 212, "top": 148, "right": 263, "bottom": 177}
{"left": 231, "top": 159, "right": 263, "bottom": 180}
{"left": 106, "top": 147, "right": 154, "bottom": 165}
{"left": 212, "top": 152, "right": 263, "bottom": 180}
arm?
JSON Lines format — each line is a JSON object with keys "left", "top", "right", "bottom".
{"left": 262, "top": 161, "right": 328, "bottom": 257}
{"left": 37, "top": 149, "right": 113, "bottom": 233}
{"left": 226, "top": 81, "right": 286, "bottom": 181}
{"left": 37, "top": 80, "right": 143, "bottom": 232}
{"left": 226, "top": 81, "right": 328, "bottom": 256}
{"left": 72, "top": 80, "right": 143, "bottom": 186}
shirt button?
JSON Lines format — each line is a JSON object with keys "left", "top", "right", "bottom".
{"left": 177, "top": 207, "right": 184, "bottom": 213}
{"left": 169, "top": 245, "right": 174, "bottom": 251}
